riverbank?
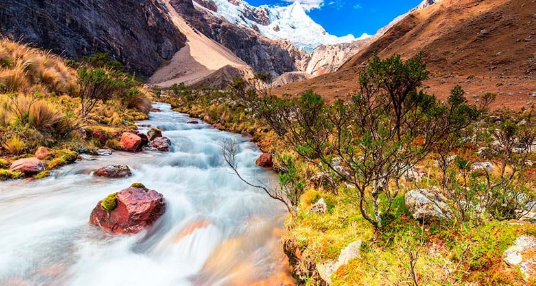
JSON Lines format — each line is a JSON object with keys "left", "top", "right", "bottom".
{"left": 158, "top": 85, "right": 536, "bottom": 285}
{"left": 0, "top": 102, "right": 294, "bottom": 284}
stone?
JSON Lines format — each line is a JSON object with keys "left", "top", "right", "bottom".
{"left": 256, "top": 153, "right": 273, "bottom": 168}
{"left": 147, "top": 128, "right": 162, "bottom": 141}
{"left": 480, "top": 29, "right": 489, "bottom": 35}
{"left": 213, "top": 123, "right": 225, "bottom": 130}
{"left": 503, "top": 235, "right": 536, "bottom": 280}
{"left": 317, "top": 240, "right": 362, "bottom": 284}
{"left": 310, "top": 171, "right": 335, "bottom": 189}
{"left": 405, "top": 189, "right": 450, "bottom": 221}
{"left": 96, "top": 149, "right": 112, "bottom": 156}
{"left": 404, "top": 166, "right": 427, "bottom": 182}
{"left": 120, "top": 132, "right": 142, "bottom": 152}
{"left": 93, "top": 165, "right": 132, "bottom": 178}
{"left": 9, "top": 157, "right": 47, "bottom": 175}
{"left": 241, "top": 130, "right": 252, "bottom": 138}
{"left": 151, "top": 108, "right": 161, "bottom": 112}
{"left": 136, "top": 131, "right": 149, "bottom": 147}
{"left": 89, "top": 186, "right": 166, "bottom": 234}
{"left": 92, "top": 130, "right": 106, "bottom": 145}
{"left": 151, "top": 137, "right": 171, "bottom": 152}
{"left": 309, "top": 198, "right": 327, "bottom": 214}
{"left": 471, "top": 161, "right": 494, "bottom": 172}
{"left": 34, "top": 147, "right": 49, "bottom": 160}
{"left": 187, "top": 120, "right": 199, "bottom": 124}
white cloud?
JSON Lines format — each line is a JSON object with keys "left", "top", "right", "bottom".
{"left": 353, "top": 3, "right": 362, "bottom": 9}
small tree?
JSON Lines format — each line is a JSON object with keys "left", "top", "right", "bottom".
{"left": 77, "top": 67, "right": 120, "bottom": 120}
{"left": 234, "top": 54, "right": 477, "bottom": 230}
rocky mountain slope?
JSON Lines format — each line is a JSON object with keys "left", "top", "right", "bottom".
{"left": 171, "top": 0, "right": 309, "bottom": 76}
{"left": 304, "top": 0, "right": 440, "bottom": 76}
{"left": 199, "top": 0, "right": 360, "bottom": 52}
{"left": 274, "top": 0, "right": 536, "bottom": 109}
{"left": 0, "top": 0, "right": 186, "bottom": 77}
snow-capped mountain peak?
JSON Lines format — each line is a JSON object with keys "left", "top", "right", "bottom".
{"left": 194, "top": 0, "right": 360, "bottom": 52}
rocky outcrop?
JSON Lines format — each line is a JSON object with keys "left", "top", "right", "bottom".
{"left": 405, "top": 189, "right": 451, "bottom": 221}
{"left": 170, "top": 0, "right": 308, "bottom": 75}
{"left": 9, "top": 157, "right": 47, "bottom": 175}
{"left": 121, "top": 132, "right": 143, "bottom": 152}
{"left": 309, "top": 198, "right": 327, "bottom": 214}
{"left": 89, "top": 184, "right": 166, "bottom": 234}
{"left": 93, "top": 165, "right": 132, "bottom": 178}
{"left": 0, "top": 0, "right": 186, "bottom": 76}
{"left": 503, "top": 235, "right": 536, "bottom": 280}
{"left": 317, "top": 240, "right": 362, "bottom": 284}
{"left": 151, "top": 137, "right": 171, "bottom": 152}
{"left": 272, "top": 71, "right": 313, "bottom": 87}
{"left": 256, "top": 153, "right": 273, "bottom": 168}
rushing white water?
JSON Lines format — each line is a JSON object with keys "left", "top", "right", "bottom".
{"left": 0, "top": 103, "right": 288, "bottom": 285}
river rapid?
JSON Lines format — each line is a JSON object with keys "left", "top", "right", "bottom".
{"left": 0, "top": 103, "right": 289, "bottom": 285}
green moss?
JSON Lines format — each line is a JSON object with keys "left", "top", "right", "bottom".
{"left": 47, "top": 149, "right": 78, "bottom": 169}
{"left": 34, "top": 170, "right": 51, "bottom": 179}
{"left": 130, "top": 182, "right": 148, "bottom": 191}
{"left": 0, "top": 159, "right": 10, "bottom": 169}
{"left": 101, "top": 193, "right": 118, "bottom": 211}
{"left": 0, "top": 169, "right": 23, "bottom": 180}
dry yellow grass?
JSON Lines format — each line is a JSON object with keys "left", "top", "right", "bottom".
{"left": 0, "top": 38, "right": 77, "bottom": 94}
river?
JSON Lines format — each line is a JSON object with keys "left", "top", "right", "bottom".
{"left": 0, "top": 103, "right": 289, "bottom": 285}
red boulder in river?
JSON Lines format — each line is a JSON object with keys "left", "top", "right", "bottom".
{"left": 89, "top": 185, "right": 166, "bottom": 234}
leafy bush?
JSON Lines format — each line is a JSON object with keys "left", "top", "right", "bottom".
{"left": 101, "top": 193, "right": 118, "bottom": 211}
{"left": 3, "top": 135, "right": 26, "bottom": 155}
{"left": 77, "top": 67, "right": 120, "bottom": 119}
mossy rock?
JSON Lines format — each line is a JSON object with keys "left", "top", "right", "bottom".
{"left": 131, "top": 182, "right": 148, "bottom": 191}
{"left": 34, "top": 170, "right": 51, "bottom": 179}
{"left": 101, "top": 193, "right": 118, "bottom": 211}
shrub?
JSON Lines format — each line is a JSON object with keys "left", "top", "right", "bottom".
{"left": 105, "top": 138, "right": 121, "bottom": 150}
{"left": 3, "top": 135, "right": 26, "bottom": 155}
{"left": 0, "top": 159, "right": 9, "bottom": 168}
{"left": 101, "top": 193, "right": 118, "bottom": 211}
{"left": 77, "top": 67, "right": 120, "bottom": 119}
{"left": 29, "top": 100, "right": 64, "bottom": 131}
{"left": 121, "top": 88, "right": 151, "bottom": 114}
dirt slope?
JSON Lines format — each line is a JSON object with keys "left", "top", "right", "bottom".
{"left": 149, "top": 0, "right": 251, "bottom": 87}
{"left": 274, "top": 0, "right": 536, "bottom": 109}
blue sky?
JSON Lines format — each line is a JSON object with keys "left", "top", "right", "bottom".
{"left": 248, "top": 0, "right": 423, "bottom": 37}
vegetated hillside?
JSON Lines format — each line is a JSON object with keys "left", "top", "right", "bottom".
{"left": 0, "top": 0, "right": 186, "bottom": 77}
{"left": 0, "top": 39, "right": 152, "bottom": 180}
{"left": 274, "top": 0, "right": 536, "bottom": 109}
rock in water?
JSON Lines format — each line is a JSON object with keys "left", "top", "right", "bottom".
{"left": 256, "top": 153, "right": 273, "bottom": 168}
{"left": 147, "top": 128, "right": 162, "bottom": 141}
{"left": 93, "top": 165, "right": 132, "bottom": 178}
{"left": 9, "top": 157, "right": 47, "bottom": 175}
{"left": 405, "top": 189, "right": 450, "bottom": 221}
{"left": 120, "top": 132, "right": 142, "bottom": 152}
{"left": 89, "top": 185, "right": 166, "bottom": 234}
{"left": 151, "top": 137, "right": 171, "bottom": 152}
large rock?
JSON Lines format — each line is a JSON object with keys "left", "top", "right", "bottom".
{"left": 471, "top": 162, "right": 495, "bottom": 172}
{"left": 256, "top": 153, "right": 273, "bottom": 168}
{"left": 504, "top": 235, "right": 536, "bottom": 280}
{"left": 151, "top": 137, "right": 171, "bottom": 152}
{"left": 89, "top": 185, "right": 166, "bottom": 234}
{"left": 120, "top": 132, "right": 142, "bottom": 152}
{"left": 405, "top": 189, "right": 451, "bottom": 221}
{"left": 317, "top": 240, "right": 362, "bottom": 284}
{"left": 147, "top": 128, "right": 162, "bottom": 141}
{"left": 34, "top": 147, "right": 49, "bottom": 160}
{"left": 9, "top": 157, "right": 47, "bottom": 175}
{"left": 93, "top": 165, "right": 132, "bottom": 178}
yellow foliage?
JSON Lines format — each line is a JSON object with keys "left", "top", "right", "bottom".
{"left": 3, "top": 134, "right": 26, "bottom": 155}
